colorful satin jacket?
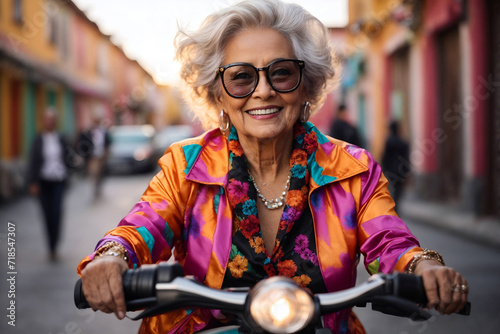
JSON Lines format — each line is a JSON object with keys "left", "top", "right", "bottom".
{"left": 78, "top": 122, "right": 423, "bottom": 333}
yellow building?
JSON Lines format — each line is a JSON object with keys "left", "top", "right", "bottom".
{"left": 0, "top": 0, "right": 164, "bottom": 199}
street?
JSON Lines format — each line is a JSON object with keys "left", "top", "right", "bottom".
{"left": 1, "top": 172, "right": 499, "bottom": 334}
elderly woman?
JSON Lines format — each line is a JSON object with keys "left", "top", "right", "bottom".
{"left": 78, "top": 1, "right": 468, "bottom": 333}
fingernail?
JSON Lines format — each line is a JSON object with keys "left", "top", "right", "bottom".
{"left": 118, "top": 311, "right": 125, "bottom": 319}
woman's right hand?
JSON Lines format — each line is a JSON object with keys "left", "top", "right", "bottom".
{"left": 80, "top": 256, "right": 129, "bottom": 319}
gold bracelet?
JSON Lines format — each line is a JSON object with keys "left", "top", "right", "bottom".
{"left": 405, "top": 249, "right": 445, "bottom": 275}
{"left": 94, "top": 241, "right": 129, "bottom": 263}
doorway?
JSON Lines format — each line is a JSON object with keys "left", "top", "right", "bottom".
{"left": 437, "top": 26, "right": 463, "bottom": 203}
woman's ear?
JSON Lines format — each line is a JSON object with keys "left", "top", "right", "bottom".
{"left": 215, "top": 93, "right": 224, "bottom": 110}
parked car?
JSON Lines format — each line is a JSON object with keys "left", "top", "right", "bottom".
{"left": 153, "top": 125, "right": 194, "bottom": 161}
{"left": 106, "top": 125, "right": 156, "bottom": 174}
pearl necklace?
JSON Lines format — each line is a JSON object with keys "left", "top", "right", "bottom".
{"left": 251, "top": 174, "right": 291, "bottom": 210}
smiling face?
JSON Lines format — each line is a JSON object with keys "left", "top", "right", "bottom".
{"left": 217, "top": 28, "right": 307, "bottom": 142}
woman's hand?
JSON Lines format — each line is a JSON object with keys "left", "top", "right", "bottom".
{"left": 414, "top": 259, "right": 469, "bottom": 314}
{"left": 80, "top": 256, "right": 129, "bottom": 319}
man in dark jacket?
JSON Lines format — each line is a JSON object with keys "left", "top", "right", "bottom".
{"left": 76, "top": 111, "right": 111, "bottom": 200}
{"left": 27, "top": 108, "right": 76, "bottom": 261}
{"left": 329, "top": 104, "right": 363, "bottom": 147}
{"left": 382, "top": 121, "right": 411, "bottom": 213}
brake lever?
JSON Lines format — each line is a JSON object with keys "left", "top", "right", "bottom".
{"left": 370, "top": 296, "right": 432, "bottom": 321}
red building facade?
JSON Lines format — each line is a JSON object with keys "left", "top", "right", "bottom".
{"left": 344, "top": 0, "right": 499, "bottom": 217}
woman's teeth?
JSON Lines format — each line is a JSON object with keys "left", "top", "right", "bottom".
{"left": 247, "top": 108, "right": 280, "bottom": 116}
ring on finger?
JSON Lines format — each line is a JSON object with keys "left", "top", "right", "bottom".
{"left": 451, "top": 284, "right": 469, "bottom": 293}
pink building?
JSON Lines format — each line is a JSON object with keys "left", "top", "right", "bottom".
{"left": 342, "top": 0, "right": 499, "bottom": 217}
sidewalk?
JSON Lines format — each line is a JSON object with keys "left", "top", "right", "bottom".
{"left": 399, "top": 195, "right": 500, "bottom": 249}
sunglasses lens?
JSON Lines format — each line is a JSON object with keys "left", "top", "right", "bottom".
{"left": 268, "top": 60, "right": 301, "bottom": 92}
{"left": 222, "top": 65, "right": 257, "bottom": 97}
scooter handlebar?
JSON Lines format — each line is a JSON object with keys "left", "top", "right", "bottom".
{"left": 74, "top": 263, "right": 470, "bottom": 317}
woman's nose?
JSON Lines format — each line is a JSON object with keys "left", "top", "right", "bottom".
{"left": 252, "top": 72, "right": 276, "bottom": 99}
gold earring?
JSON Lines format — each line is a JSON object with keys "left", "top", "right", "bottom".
{"left": 301, "top": 102, "right": 311, "bottom": 123}
{"left": 219, "top": 110, "right": 230, "bottom": 135}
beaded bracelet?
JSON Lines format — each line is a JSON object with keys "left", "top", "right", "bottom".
{"left": 94, "top": 241, "right": 129, "bottom": 263}
{"left": 405, "top": 249, "right": 445, "bottom": 275}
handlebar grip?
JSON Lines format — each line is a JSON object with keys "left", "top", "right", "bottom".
{"left": 73, "top": 262, "right": 185, "bottom": 310}
{"left": 458, "top": 302, "right": 471, "bottom": 316}
{"left": 391, "top": 274, "right": 471, "bottom": 316}
{"left": 392, "top": 273, "right": 427, "bottom": 304}
{"left": 74, "top": 278, "right": 90, "bottom": 309}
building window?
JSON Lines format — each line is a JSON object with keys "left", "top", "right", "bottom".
{"left": 45, "top": 1, "right": 59, "bottom": 45}
{"left": 59, "top": 14, "right": 69, "bottom": 60}
{"left": 75, "top": 28, "right": 86, "bottom": 69}
{"left": 13, "top": 0, "right": 22, "bottom": 24}
{"left": 48, "top": 14, "right": 58, "bottom": 45}
{"left": 96, "top": 43, "right": 109, "bottom": 76}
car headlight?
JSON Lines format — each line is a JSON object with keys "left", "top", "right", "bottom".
{"left": 133, "top": 147, "right": 152, "bottom": 161}
{"left": 248, "top": 276, "right": 315, "bottom": 333}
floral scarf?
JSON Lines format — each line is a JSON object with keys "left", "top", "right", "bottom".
{"left": 223, "top": 122, "right": 327, "bottom": 292}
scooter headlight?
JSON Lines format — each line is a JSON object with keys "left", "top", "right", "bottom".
{"left": 248, "top": 277, "right": 315, "bottom": 333}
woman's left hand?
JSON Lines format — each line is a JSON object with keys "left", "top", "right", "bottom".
{"left": 414, "top": 259, "right": 469, "bottom": 314}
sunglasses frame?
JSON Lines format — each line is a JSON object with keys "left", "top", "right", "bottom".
{"left": 217, "top": 58, "right": 305, "bottom": 98}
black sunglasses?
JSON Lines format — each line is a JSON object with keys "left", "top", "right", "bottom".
{"left": 217, "top": 59, "right": 305, "bottom": 98}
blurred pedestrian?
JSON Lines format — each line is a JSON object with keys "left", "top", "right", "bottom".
{"left": 77, "top": 109, "right": 111, "bottom": 200}
{"left": 329, "top": 104, "right": 362, "bottom": 147}
{"left": 27, "top": 108, "right": 74, "bottom": 261}
{"left": 382, "top": 120, "right": 411, "bottom": 213}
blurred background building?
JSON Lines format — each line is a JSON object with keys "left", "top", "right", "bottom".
{"left": 312, "top": 0, "right": 499, "bottom": 220}
{"left": 0, "top": 0, "right": 185, "bottom": 201}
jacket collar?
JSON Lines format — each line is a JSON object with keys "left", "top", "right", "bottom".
{"left": 184, "top": 123, "right": 368, "bottom": 189}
